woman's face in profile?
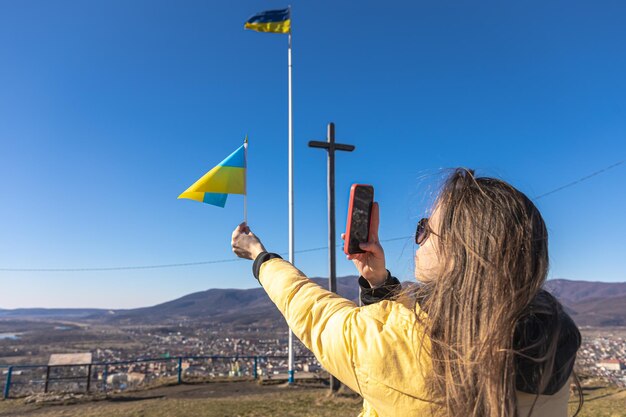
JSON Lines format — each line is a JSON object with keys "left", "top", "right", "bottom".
{"left": 414, "top": 205, "right": 443, "bottom": 282}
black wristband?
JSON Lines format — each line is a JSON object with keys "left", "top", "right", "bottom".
{"left": 359, "top": 271, "right": 402, "bottom": 305}
{"left": 252, "top": 252, "right": 283, "bottom": 280}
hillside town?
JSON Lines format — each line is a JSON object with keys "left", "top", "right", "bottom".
{"left": 1, "top": 322, "right": 625, "bottom": 397}
{"left": 0, "top": 322, "right": 321, "bottom": 396}
{"left": 576, "top": 332, "right": 626, "bottom": 386}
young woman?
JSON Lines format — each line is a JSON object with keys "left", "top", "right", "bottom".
{"left": 231, "top": 168, "right": 582, "bottom": 417}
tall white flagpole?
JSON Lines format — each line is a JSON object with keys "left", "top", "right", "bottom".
{"left": 287, "top": 24, "right": 295, "bottom": 385}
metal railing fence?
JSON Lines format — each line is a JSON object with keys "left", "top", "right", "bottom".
{"left": 1, "top": 354, "right": 318, "bottom": 399}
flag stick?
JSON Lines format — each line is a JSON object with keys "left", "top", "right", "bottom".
{"left": 287, "top": 26, "right": 295, "bottom": 385}
{"left": 244, "top": 136, "right": 248, "bottom": 224}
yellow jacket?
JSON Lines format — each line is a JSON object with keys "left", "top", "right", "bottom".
{"left": 259, "top": 258, "right": 572, "bottom": 417}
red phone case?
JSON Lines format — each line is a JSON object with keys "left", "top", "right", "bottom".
{"left": 344, "top": 184, "right": 374, "bottom": 255}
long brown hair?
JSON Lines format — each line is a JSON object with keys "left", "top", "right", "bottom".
{"left": 410, "top": 168, "right": 581, "bottom": 417}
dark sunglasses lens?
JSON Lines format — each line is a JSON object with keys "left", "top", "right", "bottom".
{"left": 415, "top": 218, "right": 429, "bottom": 245}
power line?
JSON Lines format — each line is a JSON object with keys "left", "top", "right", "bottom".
{"left": 0, "top": 160, "right": 622, "bottom": 273}
{"left": 0, "top": 258, "right": 244, "bottom": 272}
{"left": 0, "top": 236, "right": 414, "bottom": 273}
{"left": 532, "top": 160, "right": 623, "bottom": 200}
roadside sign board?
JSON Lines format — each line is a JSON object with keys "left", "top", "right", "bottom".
{"left": 48, "top": 353, "right": 93, "bottom": 366}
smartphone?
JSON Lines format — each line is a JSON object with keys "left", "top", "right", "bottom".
{"left": 344, "top": 184, "right": 374, "bottom": 255}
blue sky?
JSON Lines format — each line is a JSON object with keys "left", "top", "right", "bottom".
{"left": 0, "top": 0, "right": 624, "bottom": 309}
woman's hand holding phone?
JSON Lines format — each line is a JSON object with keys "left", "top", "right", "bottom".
{"left": 342, "top": 202, "right": 387, "bottom": 288}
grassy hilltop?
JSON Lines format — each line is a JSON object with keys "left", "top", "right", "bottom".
{"left": 0, "top": 381, "right": 625, "bottom": 417}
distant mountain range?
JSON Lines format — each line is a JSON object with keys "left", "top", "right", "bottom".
{"left": 0, "top": 308, "right": 107, "bottom": 319}
{"left": 543, "top": 279, "right": 626, "bottom": 327}
{"left": 100, "top": 277, "right": 361, "bottom": 327}
{"left": 2, "top": 278, "right": 625, "bottom": 327}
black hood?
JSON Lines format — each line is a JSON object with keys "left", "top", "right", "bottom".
{"left": 514, "top": 289, "right": 581, "bottom": 395}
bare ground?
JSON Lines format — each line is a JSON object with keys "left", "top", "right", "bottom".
{"left": 0, "top": 380, "right": 363, "bottom": 417}
{"left": 1, "top": 380, "right": 624, "bottom": 417}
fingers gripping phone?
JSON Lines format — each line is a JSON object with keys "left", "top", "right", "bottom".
{"left": 344, "top": 184, "right": 374, "bottom": 255}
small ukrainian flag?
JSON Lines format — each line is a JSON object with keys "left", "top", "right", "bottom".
{"left": 244, "top": 8, "right": 291, "bottom": 34}
{"left": 178, "top": 141, "right": 246, "bottom": 208}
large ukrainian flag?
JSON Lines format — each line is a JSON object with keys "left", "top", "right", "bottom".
{"left": 178, "top": 143, "right": 246, "bottom": 208}
{"left": 244, "top": 8, "right": 291, "bottom": 34}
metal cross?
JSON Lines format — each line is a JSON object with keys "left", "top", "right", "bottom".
{"left": 308, "top": 122, "right": 355, "bottom": 393}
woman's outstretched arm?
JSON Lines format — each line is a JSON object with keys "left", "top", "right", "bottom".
{"left": 256, "top": 256, "right": 363, "bottom": 392}
{"left": 231, "top": 223, "right": 362, "bottom": 392}
{"left": 232, "top": 223, "right": 430, "bottom": 410}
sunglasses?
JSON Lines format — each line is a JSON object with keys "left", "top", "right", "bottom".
{"left": 415, "top": 218, "right": 430, "bottom": 245}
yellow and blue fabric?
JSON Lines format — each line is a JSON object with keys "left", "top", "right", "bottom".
{"left": 178, "top": 144, "right": 246, "bottom": 208}
{"left": 244, "top": 8, "right": 290, "bottom": 34}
